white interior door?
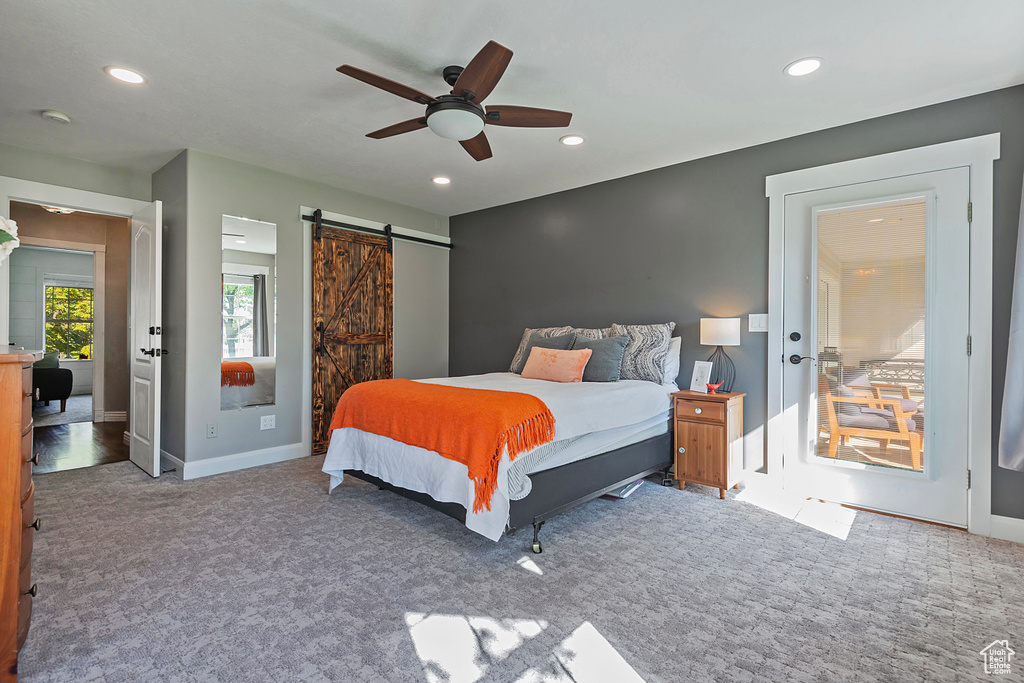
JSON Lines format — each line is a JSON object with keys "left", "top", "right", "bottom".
{"left": 782, "top": 168, "right": 970, "bottom": 526}
{"left": 129, "top": 201, "right": 162, "bottom": 477}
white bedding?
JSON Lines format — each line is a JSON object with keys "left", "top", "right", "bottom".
{"left": 220, "top": 356, "right": 276, "bottom": 409}
{"left": 322, "top": 372, "right": 674, "bottom": 540}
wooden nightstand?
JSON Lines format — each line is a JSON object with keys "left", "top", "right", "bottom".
{"left": 672, "top": 389, "right": 745, "bottom": 499}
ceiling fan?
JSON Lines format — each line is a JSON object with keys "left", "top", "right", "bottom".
{"left": 337, "top": 40, "right": 573, "bottom": 161}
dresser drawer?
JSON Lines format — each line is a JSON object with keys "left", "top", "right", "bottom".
{"left": 21, "top": 459, "right": 32, "bottom": 504}
{"left": 21, "top": 488, "right": 35, "bottom": 569}
{"left": 17, "top": 592, "right": 31, "bottom": 651}
{"left": 675, "top": 397, "right": 725, "bottom": 423}
{"left": 22, "top": 388, "right": 32, "bottom": 431}
{"left": 21, "top": 430, "right": 32, "bottom": 463}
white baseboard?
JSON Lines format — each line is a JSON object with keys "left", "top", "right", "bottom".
{"left": 990, "top": 515, "right": 1024, "bottom": 544}
{"left": 173, "top": 443, "right": 306, "bottom": 481}
{"left": 160, "top": 449, "right": 185, "bottom": 474}
{"left": 94, "top": 410, "right": 104, "bottom": 422}
{"left": 104, "top": 411, "right": 127, "bottom": 422}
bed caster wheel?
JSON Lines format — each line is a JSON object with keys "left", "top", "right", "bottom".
{"left": 532, "top": 541, "right": 542, "bottom": 554}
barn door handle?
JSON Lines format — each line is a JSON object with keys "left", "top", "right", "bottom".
{"left": 316, "top": 322, "right": 326, "bottom": 355}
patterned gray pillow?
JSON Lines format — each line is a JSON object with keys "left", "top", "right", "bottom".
{"left": 509, "top": 326, "right": 573, "bottom": 372}
{"left": 609, "top": 322, "right": 677, "bottom": 383}
{"left": 571, "top": 327, "right": 609, "bottom": 341}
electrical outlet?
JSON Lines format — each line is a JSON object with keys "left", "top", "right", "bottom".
{"left": 748, "top": 313, "right": 768, "bottom": 332}
{"left": 260, "top": 414, "right": 275, "bottom": 430}
{"left": 207, "top": 422, "right": 218, "bottom": 438}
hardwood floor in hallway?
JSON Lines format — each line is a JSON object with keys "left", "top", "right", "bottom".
{"left": 32, "top": 421, "right": 129, "bottom": 474}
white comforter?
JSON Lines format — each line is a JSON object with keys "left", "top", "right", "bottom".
{"left": 322, "top": 372, "right": 672, "bottom": 540}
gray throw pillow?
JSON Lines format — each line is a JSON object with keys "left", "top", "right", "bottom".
{"left": 609, "top": 322, "right": 676, "bottom": 383}
{"left": 509, "top": 326, "right": 573, "bottom": 372}
{"left": 571, "top": 327, "right": 609, "bottom": 341}
{"left": 511, "top": 332, "right": 577, "bottom": 374}
{"left": 571, "top": 335, "right": 628, "bottom": 382}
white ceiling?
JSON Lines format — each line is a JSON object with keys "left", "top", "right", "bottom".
{"left": 1, "top": 1, "right": 1022, "bottom": 218}
{"left": 221, "top": 215, "right": 276, "bottom": 255}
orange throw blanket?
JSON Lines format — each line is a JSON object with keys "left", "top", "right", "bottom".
{"left": 329, "top": 379, "right": 555, "bottom": 513}
{"left": 221, "top": 361, "right": 255, "bottom": 387}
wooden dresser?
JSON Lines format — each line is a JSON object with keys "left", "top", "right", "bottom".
{"left": 1, "top": 351, "right": 40, "bottom": 681}
{"left": 672, "top": 389, "right": 745, "bottom": 499}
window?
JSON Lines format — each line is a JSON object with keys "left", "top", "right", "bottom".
{"left": 45, "top": 286, "right": 94, "bottom": 359}
{"left": 222, "top": 275, "right": 255, "bottom": 357}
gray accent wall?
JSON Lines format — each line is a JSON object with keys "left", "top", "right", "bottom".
{"left": 450, "top": 85, "right": 1024, "bottom": 520}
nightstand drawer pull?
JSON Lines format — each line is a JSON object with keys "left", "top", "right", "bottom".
{"left": 678, "top": 447, "right": 686, "bottom": 454}
{"left": 694, "top": 408, "right": 702, "bottom": 414}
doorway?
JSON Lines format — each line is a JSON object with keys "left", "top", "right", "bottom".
{"left": 781, "top": 169, "right": 969, "bottom": 526}
{"left": 0, "top": 177, "right": 163, "bottom": 478}
{"left": 765, "top": 134, "right": 999, "bottom": 534}
{"left": 7, "top": 201, "right": 131, "bottom": 473}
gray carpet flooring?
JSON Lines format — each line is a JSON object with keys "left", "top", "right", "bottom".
{"left": 19, "top": 456, "right": 1024, "bottom": 682}
{"left": 33, "top": 395, "right": 92, "bottom": 427}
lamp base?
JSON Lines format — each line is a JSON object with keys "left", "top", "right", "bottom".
{"left": 706, "top": 346, "right": 736, "bottom": 392}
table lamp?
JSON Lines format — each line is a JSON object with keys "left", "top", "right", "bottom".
{"left": 700, "top": 318, "right": 740, "bottom": 392}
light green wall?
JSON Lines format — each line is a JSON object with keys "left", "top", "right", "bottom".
{"left": 163, "top": 150, "right": 449, "bottom": 462}
{"left": 0, "top": 141, "right": 151, "bottom": 202}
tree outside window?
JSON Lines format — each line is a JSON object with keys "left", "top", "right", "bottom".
{"left": 223, "top": 277, "right": 255, "bottom": 357}
{"left": 45, "top": 286, "right": 94, "bottom": 359}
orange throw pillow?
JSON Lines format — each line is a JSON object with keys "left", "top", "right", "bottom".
{"left": 521, "top": 347, "right": 593, "bottom": 383}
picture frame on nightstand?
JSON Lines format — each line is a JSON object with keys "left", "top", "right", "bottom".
{"left": 689, "top": 361, "right": 713, "bottom": 393}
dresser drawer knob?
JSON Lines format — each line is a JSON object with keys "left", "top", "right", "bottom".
{"left": 28, "top": 518, "right": 40, "bottom": 532}
{"left": 678, "top": 447, "right": 686, "bottom": 454}
{"left": 25, "top": 584, "right": 36, "bottom": 598}
{"left": 694, "top": 408, "right": 702, "bottom": 415}
{"left": 30, "top": 453, "right": 39, "bottom": 466}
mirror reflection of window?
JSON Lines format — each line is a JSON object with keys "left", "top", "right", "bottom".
{"left": 221, "top": 215, "right": 277, "bottom": 409}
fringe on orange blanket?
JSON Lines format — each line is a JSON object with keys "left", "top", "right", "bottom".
{"left": 221, "top": 361, "right": 255, "bottom": 387}
{"left": 329, "top": 379, "right": 556, "bottom": 513}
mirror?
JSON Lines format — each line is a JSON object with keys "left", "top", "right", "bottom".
{"left": 221, "top": 215, "right": 276, "bottom": 409}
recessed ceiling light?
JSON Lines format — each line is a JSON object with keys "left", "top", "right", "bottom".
{"left": 235, "top": 239, "right": 247, "bottom": 244}
{"left": 868, "top": 218, "right": 884, "bottom": 223}
{"left": 104, "top": 66, "right": 146, "bottom": 84}
{"left": 40, "top": 110, "right": 71, "bottom": 124}
{"left": 560, "top": 135, "right": 585, "bottom": 146}
{"left": 41, "top": 205, "right": 76, "bottom": 214}
{"left": 432, "top": 177, "right": 451, "bottom": 185}
{"left": 785, "top": 57, "right": 822, "bottom": 77}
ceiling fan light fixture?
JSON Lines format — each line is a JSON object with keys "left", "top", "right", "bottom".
{"left": 425, "top": 97, "right": 486, "bottom": 141}
{"left": 785, "top": 57, "right": 822, "bottom": 77}
{"left": 560, "top": 135, "right": 585, "bottom": 146}
{"left": 41, "top": 205, "right": 76, "bottom": 214}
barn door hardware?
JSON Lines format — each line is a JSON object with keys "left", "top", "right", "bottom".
{"left": 316, "top": 321, "right": 326, "bottom": 355}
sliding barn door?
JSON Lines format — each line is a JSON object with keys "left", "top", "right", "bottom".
{"left": 312, "top": 226, "right": 393, "bottom": 454}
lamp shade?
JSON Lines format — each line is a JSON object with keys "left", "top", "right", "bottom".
{"left": 700, "top": 318, "right": 741, "bottom": 346}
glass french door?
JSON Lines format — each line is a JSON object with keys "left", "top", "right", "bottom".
{"left": 782, "top": 168, "right": 970, "bottom": 526}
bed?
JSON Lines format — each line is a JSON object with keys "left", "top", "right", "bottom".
{"left": 322, "top": 372, "right": 676, "bottom": 551}
{"left": 220, "top": 356, "right": 276, "bottom": 409}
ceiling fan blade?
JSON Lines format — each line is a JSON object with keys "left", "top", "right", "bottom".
{"left": 337, "top": 65, "right": 436, "bottom": 104}
{"left": 459, "top": 131, "right": 492, "bottom": 161}
{"left": 366, "top": 118, "right": 428, "bottom": 139}
{"left": 452, "top": 41, "right": 513, "bottom": 103}
{"left": 485, "top": 105, "right": 572, "bottom": 128}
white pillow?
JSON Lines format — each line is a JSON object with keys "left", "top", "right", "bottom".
{"left": 662, "top": 337, "right": 681, "bottom": 385}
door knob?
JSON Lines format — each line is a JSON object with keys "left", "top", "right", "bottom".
{"left": 789, "top": 354, "right": 815, "bottom": 365}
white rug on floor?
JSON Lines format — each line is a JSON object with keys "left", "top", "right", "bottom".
{"left": 33, "top": 394, "right": 92, "bottom": 427}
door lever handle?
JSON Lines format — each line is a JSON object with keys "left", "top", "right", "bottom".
{"left": 789, "top": 355, "right": 815, "bottom": 365}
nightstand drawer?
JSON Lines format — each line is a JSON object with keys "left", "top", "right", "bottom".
{"left": 674, "top": 397, "right": 724, "bottom": 423}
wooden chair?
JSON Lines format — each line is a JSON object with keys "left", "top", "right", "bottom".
{"left": 817, "top": 374, "right": 922, "bottom": 470}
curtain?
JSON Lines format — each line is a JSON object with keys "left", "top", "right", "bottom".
{"left": 999, "top": 174, "right": 1024, "bottom": 471}
{"left": 252, "top": 274, "right": 270, "bottom": 357}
